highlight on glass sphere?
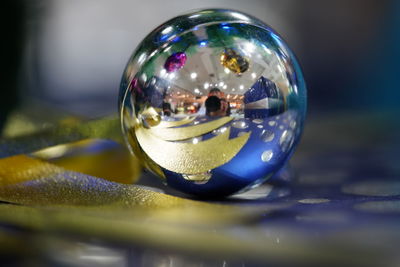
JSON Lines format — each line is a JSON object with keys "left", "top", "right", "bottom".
{"left": 119, "top": 9, "right": 306, "bottom": 197}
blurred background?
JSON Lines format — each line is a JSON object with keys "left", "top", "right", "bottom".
{"left": 1, "top": 2, "right": 400, "bottom": 266}
{"left": 1, "top": 0, "right": 399, "bottom": 132}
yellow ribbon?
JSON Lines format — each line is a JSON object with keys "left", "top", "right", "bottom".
{"left": 0, "top": 138, "right": 262, "bottom": 225}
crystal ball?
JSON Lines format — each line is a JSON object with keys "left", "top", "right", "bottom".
{"left": 119, "top": 9, "right": 306, "bottom": 198}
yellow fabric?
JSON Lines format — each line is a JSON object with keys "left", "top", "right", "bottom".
{"left": 0, "top": 139, "right": 261, "bottom": 226}
{"left": 0, "top": 155, "right": 63, "bottom": 186}
{"left": 32, "top": 139, "right": 141, "bottom": 184}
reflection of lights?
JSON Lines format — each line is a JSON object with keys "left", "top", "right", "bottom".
{"left": 168, "top": 73, "right": 176, "bottom": 79}
{"left": 141, "top": 73, "right": 147, "bottom": 81}
{"left": 239, "top": 85, "right": 244, "bottom": 90}
{"left": 223, "top": 85, "right": 227, "bottom": 89}
{"left": 199, "top": 40, "right": 208, "bottom": 47}
{"left": 33, "top": 145, "right": 69, "bottom": 159}
{"left": 189, "top": 14, "right": 200, "bottom": 19}
{"left": 251, "top": 72, "right": 257, "bottom": 79}
{"left": 194, "top": 88, "right": 200, "bottom": 94}
{"left": 277, "top": 65, "right": 283, "bottom": 73}
{"left": 224, "top": 68, "right": 230, "bottom": 74}
{"left": 232, "top": 88, "right": 236, "bottom": 92}
{"left": 190, "top": 72, "right": 197, "bottom": 79}
{"left": 137, "top": 53, "right": 146, "bottom": 64}
{"left": 204, "top": 82, "right": 209, "bottom": 89}
{"left": 161, "top": 26, "right": 173, "bottom": 35}
{"left": 160, "top": 69, "right": 167, "bottom": 77}
{"left": 171, "top": 36, "right": 181, "bottom": 43}
{"left": 231, "top": 12, "right": 249, "bottom": 21}
{"left": 293, "top": 85, "right": 298, "bottom": 94}
{"left": 221, "top": 23, "right": 231, "bottom": 30}
{"left": 149, "top": 50, "right": 157, "bottom": 58}
{"left": 244, "top": 42, "right": 256, "bottom": 53}
{"left": 261, "top": 44, "right": 272, "bottom": 55}
{"left": 219, "top": 81, "right": 224, "bottom": 87}
{"left": 192, "top": 138, "right": 200, "bottom": 144}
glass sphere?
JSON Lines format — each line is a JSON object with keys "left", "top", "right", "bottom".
{"left": 119, "top": 9, "right": 306, "bottom": 197}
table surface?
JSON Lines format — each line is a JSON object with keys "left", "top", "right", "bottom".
{"left": 0, "top": 109, "right": 399, "bottom": 267}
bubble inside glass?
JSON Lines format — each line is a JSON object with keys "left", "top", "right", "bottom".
{"left": 119, "top": 9, "right": 306, "bottom": 197}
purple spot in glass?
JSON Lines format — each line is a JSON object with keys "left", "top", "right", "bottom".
{"left": 164, "top": 52, "right": 187, "bottom": 73}
{"left": 129, "top": 78, "right": 138, "bottom": 91}
{"left": 129, "top": 77, "right": 144, "bottom": 95}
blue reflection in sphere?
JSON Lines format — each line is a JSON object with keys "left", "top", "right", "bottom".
{"left": 119, "top": 9, "right": 306, "bottom": 198}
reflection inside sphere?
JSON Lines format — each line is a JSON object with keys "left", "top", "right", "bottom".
{"left": 120, "top": 9, "right": 306, "bottom": 197}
